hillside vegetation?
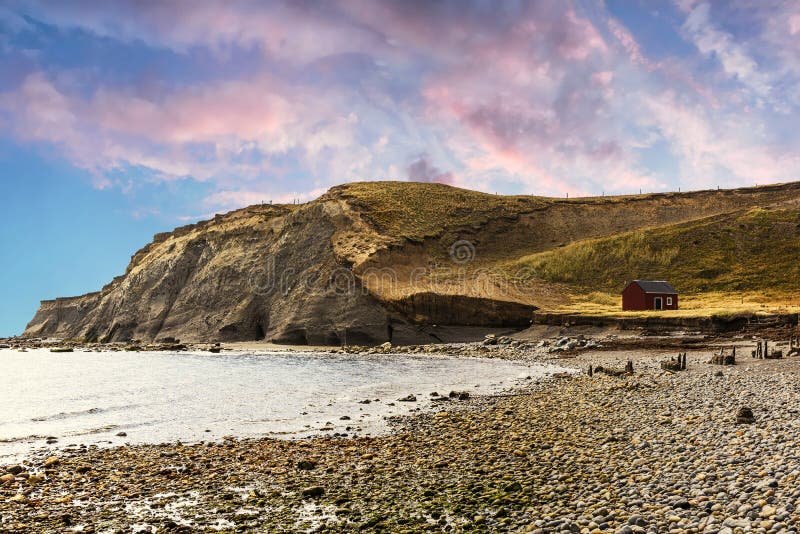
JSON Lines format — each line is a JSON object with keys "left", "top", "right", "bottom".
{"left": 514, "top": 207, "right": 800, "bottom": 292}
{"left": 24, "top": 181, "right": 800, "bottom": 343}
{"left": 506, "top": 206, "right": 800, "bottom": 315}
{"left": 329, "top": 181, "right": 548, "bottom": 243}
{"left": 335, "top": 181, "right": 800, "bottom": 314}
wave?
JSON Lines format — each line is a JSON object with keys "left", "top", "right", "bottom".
{"left": 30, "top": 406, "right": 103, "bottom": 422}
{"left": 0, "top": 434, "right": 49, "bottom": 443}
{"left": 30, "top": 403, "right": 142, "bottom": 423}
{"left": 66, "top": 424, "right": 119, "bottom": 436}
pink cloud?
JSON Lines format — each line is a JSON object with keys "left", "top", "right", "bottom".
{"left": 415, "top": 5, "right": 642, "bottom": 196}
{"left": 93, "top": 80, "right": 293, "bottom": 144}
{"left": 406, "top": 154, "right": 454, "bottom": 185}
{"left": 17, "top": 1, "right": 388, "bottom": 64}
{"left": 642, "top": 90, "right": 799, "bottom": 187}
{"left": 557, "top": 8, "right": 608, "bottom": 60}
{"left": 2, "top": 2, "right": 628, "bottom": 199}
{"left": 3, "top": 0, "right": 798, "bottom": 204}
{"left": 607, "top": 19, "right": 659, "bottom": 71}
{"left": 791, "top": 14, "right": 800, "bottom": 34}
{"left": 0, "top": 71, "right": 345, "bottom": 186}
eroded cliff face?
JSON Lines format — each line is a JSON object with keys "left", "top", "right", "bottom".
{"left": 24, "top": 181, "right": 800, "bottom": 345}
{"left": 25, "top": 200, "right": 402, "bottom": 344}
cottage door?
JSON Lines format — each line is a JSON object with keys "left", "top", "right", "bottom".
{"left": 654, "top": 297, "right": 663, "bottom": 310}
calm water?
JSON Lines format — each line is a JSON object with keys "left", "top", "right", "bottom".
{"left": 0, "top": 348, "right": 567, "bottom": 461}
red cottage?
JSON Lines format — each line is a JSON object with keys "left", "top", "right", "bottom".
{"left": 621, "top": 280, "right": 678, "bottom": 311}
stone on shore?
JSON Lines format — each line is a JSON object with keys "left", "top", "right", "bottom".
{"left": 736, "top": 406, "right": 755, "bottom": 424}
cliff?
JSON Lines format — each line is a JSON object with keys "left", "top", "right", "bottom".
{"left": 24, "top": 181, "right": 800, "bottom": 344}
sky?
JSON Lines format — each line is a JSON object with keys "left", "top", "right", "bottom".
{"left": 1, "top": 0, "right": 800, "bottom": 336}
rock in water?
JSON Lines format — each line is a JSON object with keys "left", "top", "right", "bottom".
{"left": 398, "top": 394, "right": 417, "bottom": 402}
{"left": 736, "top": 406, "right": 755, "bottom": 424}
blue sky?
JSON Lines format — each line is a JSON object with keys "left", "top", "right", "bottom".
{"left": 1, "top": 0, "right": 800, "bottom": 336}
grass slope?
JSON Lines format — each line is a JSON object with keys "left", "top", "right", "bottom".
{"left": 329, "top": 181, "right": 549, "bottom": 243}
{"left": 330, "top": 182, "right": 800, "bottom": 316}
{"left": 506, "top": 207, "right": 800, "bottom": 315}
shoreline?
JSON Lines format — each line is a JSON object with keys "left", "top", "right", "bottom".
{"left": 0, "top": 347, "right": 558, "bottom": 465}
{"left": 2, "top": 344, "right": 800, "bottom": 531}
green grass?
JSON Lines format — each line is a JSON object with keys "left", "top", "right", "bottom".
{"left": 326, "top": 181, "right": 800, "bottom": 316}
{"left": 329, "top": 181, "right": 550, "bottom": 242}
{"left": 509, "top": 207, "right": 800, "bottom": 295}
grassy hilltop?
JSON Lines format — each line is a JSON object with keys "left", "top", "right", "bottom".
{"left": 26, "top": 180, "right": 800, "bottom": 343}
{"left": 328, "top": 181, "right": 800, "bottom": 318}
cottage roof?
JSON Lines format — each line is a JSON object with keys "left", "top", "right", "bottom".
{"left": 629, "top": 280, "right": 678, "bottom": 294}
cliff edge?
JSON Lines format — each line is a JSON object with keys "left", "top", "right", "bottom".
{"left": 24, "top": 181, "right": 800, "bottom": 344}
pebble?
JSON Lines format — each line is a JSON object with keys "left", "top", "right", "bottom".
{"left": 0, "top": 346, "right": 798, "bottom": 532}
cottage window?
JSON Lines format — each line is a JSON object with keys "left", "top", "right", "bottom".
{"left": 666, "top": 297, "right": 673, "bottom": 305}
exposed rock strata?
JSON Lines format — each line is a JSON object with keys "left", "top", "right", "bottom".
{"left": 24, "top": 181, "right": 800, "bottom": 344}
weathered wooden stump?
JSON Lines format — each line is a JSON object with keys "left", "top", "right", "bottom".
{"left": 593, "top": 363, "right": 632, "bottom": 377}
{"left": 661, "top": 359, "right": 681, "bottom": 372}
{"left": 789, "top": 335, "right": 799, "bottom": 357}
{"left": 711, "top": 347, "right": 735, "bottom": 365}
{"left": 735, "top": 406, "right": 755, "bottom": 424}
{"left": 660, "top": 353, "right": 687, "bottom": 372}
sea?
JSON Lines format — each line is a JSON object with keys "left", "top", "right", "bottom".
{"left": 0, "top": 348, "right": 570, "bottom": 462}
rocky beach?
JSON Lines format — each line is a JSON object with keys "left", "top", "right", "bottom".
{"left": 2, "top": 337, "right": 799, "bottom": 533}
{"left": 6, "top": 3, "right": 800, "bottom": 532}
